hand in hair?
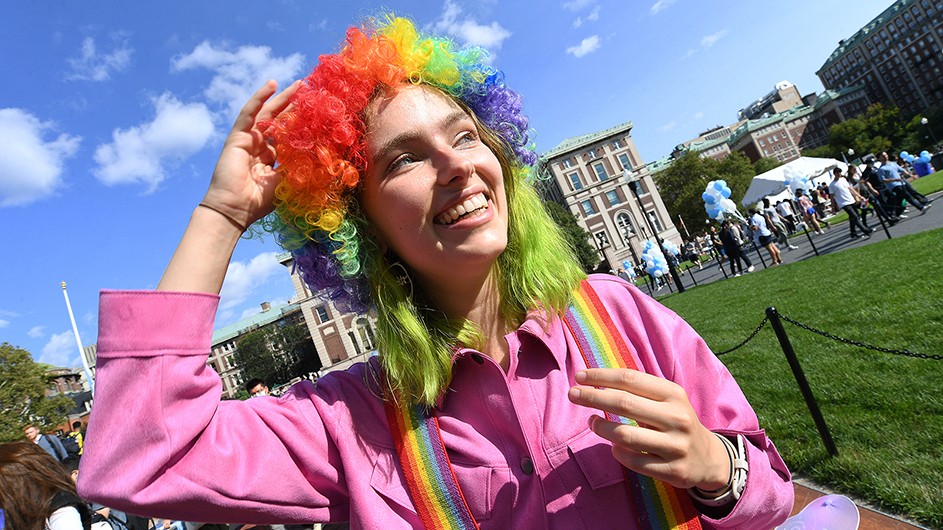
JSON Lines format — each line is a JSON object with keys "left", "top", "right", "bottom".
{"left": 202, "top": 80, "right": 300, "bottom": 232}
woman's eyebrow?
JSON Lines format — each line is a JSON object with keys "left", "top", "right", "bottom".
{"left": 372, "top": 110, "right": 473, "bottom": 163}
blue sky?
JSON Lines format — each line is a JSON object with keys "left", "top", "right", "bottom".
{"left": 2, "top": 0, "right": 893, "bottom": 368}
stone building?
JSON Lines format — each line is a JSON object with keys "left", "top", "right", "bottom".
{"left": 540, "top": 121, "right": 683, "bottom": 270}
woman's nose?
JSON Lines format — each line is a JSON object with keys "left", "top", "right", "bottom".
{"left": 436, "top": 148, "right": 475, "bottom": 186}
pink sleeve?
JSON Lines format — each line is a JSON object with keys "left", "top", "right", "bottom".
{"left": 77, "top": 290, "right": 349, "bottom": 524}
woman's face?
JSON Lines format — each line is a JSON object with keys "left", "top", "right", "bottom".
{"left": 361, "top": 85, "right": 508, "bottom": 287}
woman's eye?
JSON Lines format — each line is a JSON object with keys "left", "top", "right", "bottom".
{"left": 456, "top": 131, "right": 478, "bottom": 146}
{"left": 388, "top": 154, "right": 417, "bottom": 173}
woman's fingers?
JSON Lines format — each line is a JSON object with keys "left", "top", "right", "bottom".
{"left": 258, "top": 79, "right": 301, "bottom": 123}
{"left": 231, "top": 80, "right": 279, "bottom": 134}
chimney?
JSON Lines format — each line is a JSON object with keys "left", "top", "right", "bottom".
{"left": 261, "top": 302, "right": 271, "bottom": 312}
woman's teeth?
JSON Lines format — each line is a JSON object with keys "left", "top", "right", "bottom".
{"left": 437, "top": 193, "right": 488, "bottom": 225}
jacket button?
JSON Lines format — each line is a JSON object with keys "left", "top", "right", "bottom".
{"left": 471, "top": 354, "right": 484, "bottom": 364}
{"left": 520, "top": 457, "right": 534, "bottom": 475}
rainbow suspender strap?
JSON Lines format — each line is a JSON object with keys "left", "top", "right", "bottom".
{"left": 384, "top": 398, "right": 479, "bottom": 530}
{"left": 565, "top": 279, "right": 702, "bottom": 530}
{"left": 384, "top": 279, "right": 702, "bottom": 529}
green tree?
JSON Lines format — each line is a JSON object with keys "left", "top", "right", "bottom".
{"left": 654, "top": 151, "right": 756, "bottom": 229}
{"left": 233, "top": 323, "right": 320, "bottom": 388}
{"left": 802, "top": 103, "right": 917, "bottom": 159}
{"left": 543, "top": 201, "right": 599, "bottom": 273}
{"left": 753, "top": 157, "right": 783, "bottom": 175}
{"left": 0, "top": 343, "right": 76, "bottom": 442}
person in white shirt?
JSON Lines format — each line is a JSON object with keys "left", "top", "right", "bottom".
{"left": 749, "top": 208, "right": 782, "bottom": 265}
{"left": 828, "top": 167, "right": 873, "bottom": 240}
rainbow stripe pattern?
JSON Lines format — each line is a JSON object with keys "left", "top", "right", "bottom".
{"left": 384, "top": 399, "right": 479, "bottom": 530}
{"left": 564, "top": 279, "right": 703, "bottom": 530}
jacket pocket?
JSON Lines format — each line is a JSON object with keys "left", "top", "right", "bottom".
{"left": 568, "top": 430, "right": 625, "bottom": 490}
{"left": 369, "top": 450, "right": 508, "bottom": 522}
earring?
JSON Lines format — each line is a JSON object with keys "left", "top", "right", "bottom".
{"left": 387, "top": 262, "right": 414, "bottom": 299}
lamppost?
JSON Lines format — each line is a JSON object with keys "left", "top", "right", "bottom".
{"left": 920, "top": 117, "right": 938, "bottom": 147}
{"left": 619, "top": 225, "right": 640, "bottom": 268}
{"left": 622, "top": 169, "right": 685, "bottom": 293}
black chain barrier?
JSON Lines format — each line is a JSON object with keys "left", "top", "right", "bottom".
{"left": 777, "top": 313, "right": 942, "bottom": 361}
{"left": 713, "top": 312, "right": 939, "bottom": 360}
{"left": 714, "top": 316, "right": 768, "bottom": 356}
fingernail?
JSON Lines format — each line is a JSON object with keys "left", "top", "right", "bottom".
{"left": 568, "top": 387, "right": 581, "bottom": 400}
{"left": 575, "top": 370, "right": 587, "bottom": 383}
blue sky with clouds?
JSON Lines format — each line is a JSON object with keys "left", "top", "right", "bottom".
{"left": 2, "top": 0, "right": 893, "bottom": 368}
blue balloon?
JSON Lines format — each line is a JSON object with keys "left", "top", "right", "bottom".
{"left": 720, "top": 186, "right": 732, "bottom": 199}
{"left": 919, "top": 154, "right": 932, "bottom": 163}
{"left": 900, "top": 151, "right": 910, "bottom": 159}
{"left": 713, "top": 181, "right": 725, "bottom": 191}
{"left": 920, "top": 150, "right": 930, "bottom": 158}
{"left": 906, "top": 154, "right": 915, "bottom": 163}
{"left": 703, "top": 192, "right": 717, "bottom": 204}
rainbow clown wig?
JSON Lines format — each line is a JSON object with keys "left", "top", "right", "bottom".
{"left": 265, "top": 15, "right": 584, "bottom": 404}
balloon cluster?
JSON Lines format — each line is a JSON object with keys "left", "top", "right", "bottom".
{"left": 620, "top": 260, "right": 637, "bottom": 279}
{"left": 641, "top": 240, "right": 670, "bottom": 278}
{"left": 662, "top": 240, "right": 680, "bottom": 257}
{"left": 783, "top": 166, "right": 813, "bottom": 194}
{"left": 900, "top": 150, "right": 932, "bottom": 164}
{"left": 702, "top": 180, "right": 738, "bottom": 221}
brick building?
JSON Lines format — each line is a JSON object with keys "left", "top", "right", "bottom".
{"left": 817, "top": 0, "right": 943, "bottom": 115}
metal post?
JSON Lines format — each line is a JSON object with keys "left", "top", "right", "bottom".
{"left": 749, "top": 238, "right": 768, "bottom": 268}
{"left": 864, "top": 187, "right": 892, "bottom": 240}
{"left": 62, "top": 282, "right": 95, "bottom": 394}
{"left": 628, "top": 181, "right": 685, "bottom": 292}
{"left": 766, "top": 307, "right": 838, "bottom": 457}
{"left": 801, "top": 225, "right": 819, "bottom": 257}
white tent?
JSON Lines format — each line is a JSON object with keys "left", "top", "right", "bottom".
{"left": 740, "top": 156, "right": 849, "bottom": 207}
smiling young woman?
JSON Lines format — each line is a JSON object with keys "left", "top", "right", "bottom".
{"left": 77, "top": 14, "right": 793, "bottom": 529}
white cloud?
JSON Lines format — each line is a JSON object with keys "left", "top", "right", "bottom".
{"left": 172, "top": 41, "right": 305, "bottom": 121}
{"left": 219, "top": 252, "right": 284, "bottom": 312}
{"left": 0, "top": 108, "right": 81, "bottom": 207}
{"left": 693, "top": 111, "right": 704, "bottom": 119}
{"left": 67, "top": 36, "right": 133, "bottom": 81}
{"left": 0, "top": 319, "right": 8, "bottom": 329}
{"left": 701, "top": 30, "right": 729, "bottom": 48}
{"left": 28, "top": 325, "right": 45, "bottom": 338}
{"left": 573, "top": 6, "right": 601, "bottom": 27}
{"left": 93, "top": 93, "right": 215, "bottom": 191}
{"left": 650, "top": 0, "right": 678, "bottom": 15}
{"left": 40, "top": 331, "right": 79, "bottom": 368}
{"left": 658, "top": 121, "right": 677, "bottom": 133}
{"left": 309, "top": 19, "right": 328, "bottom": 32}
{"left": 682, "top": 48, "right": 697, "bottom": 59}
{"left": 563, "top": 0, "right": 594, "bottom": 11}
{"left": 566, "top": 35, "right": 601, "bottom": 58}
{"left": 432, "top": 0, "right": 512, "bottom": 51}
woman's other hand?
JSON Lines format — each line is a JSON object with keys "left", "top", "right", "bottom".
{"left": 568, "top": 368, "right": 730, "bottom": 492}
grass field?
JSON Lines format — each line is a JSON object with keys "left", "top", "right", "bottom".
{"left": 658, "top": 228, "right": 943, "bottom": 528}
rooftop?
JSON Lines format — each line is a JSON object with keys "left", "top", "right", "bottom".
{"left": 212, "top": 302, "right": 301, "bottom": 345}
{"left": 543, "top": 121, "right": 633, "bottom": 159}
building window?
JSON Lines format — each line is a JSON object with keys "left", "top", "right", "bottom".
{"left": 562, "top": 158, "right": 573, "bottom": 169}
{"left": 606, "top": 190, "right": 621, "bottom": 205}
{"left": 646, "top": 211, "right": 663, "bottom": 233}
{"left": 315, "top": 305, "right": 329, "bottom": 324}
{"left": 568, "top": 172, "right": 583, "bottom": 190}
{"left": 618, "top": 153, "right": 632, "bottom": 171}
{"left": 593, "top": 231, "right": 610, "bottom": 249}
{"left": 593, "top": 162, "right": 608, "bottom": 181}
{"left": 616, "top": 213, "right": 634, "bottom": 242}
{"left": 581, "top": 199, "right": 596, "bottom": 216}
{"left": 588, "top": 149, "right": 597, "bottom": 160}
{"left": 611, "top": 139, "right": 624, "bottom": 149}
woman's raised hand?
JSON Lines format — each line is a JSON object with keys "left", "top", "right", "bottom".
{"left": 201, "top": 80, "right": 300, "bottom": 231}
{"left": 568, "top": 368, "right": 731, "bottom": 492}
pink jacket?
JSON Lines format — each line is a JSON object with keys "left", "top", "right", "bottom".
{"left": 78, "top": 275, "right": 792, "bottom": 528}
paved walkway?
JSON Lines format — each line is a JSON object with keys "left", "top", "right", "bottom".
{"left": 791, "top": 481, "right": 930, "bottom": 529}
{"left": 641, "top": 191, "right": 940, "bottom": 296}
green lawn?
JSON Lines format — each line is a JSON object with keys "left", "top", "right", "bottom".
{"left": 659, "top": 228, "right": 943, "bottom": 528}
